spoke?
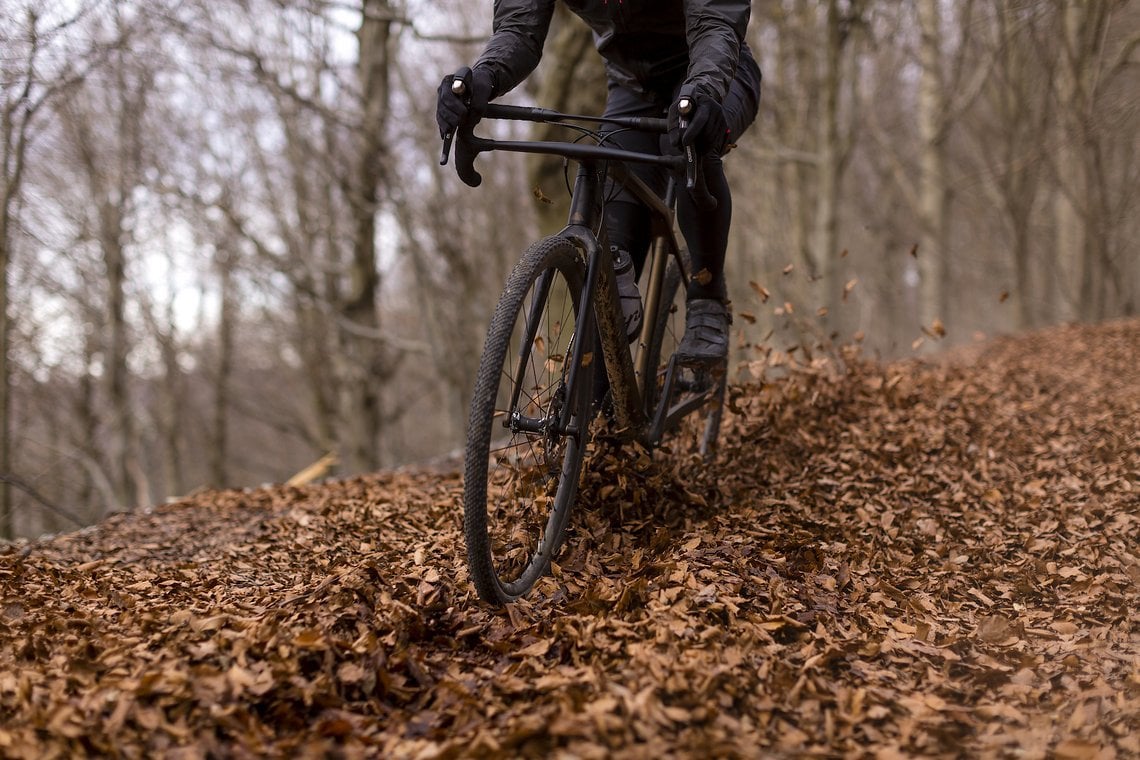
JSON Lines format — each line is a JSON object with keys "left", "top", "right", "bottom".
{"left": 488, "top": 436, "right": 541, "bottom": 459}
{"left": 500, "top": 368, "right": 558, "bottom": 412}
{"left": 490, "top": 441, "right": 544, "bottom": 471}
{"left": 470, "top": 251, "right": 589, "bottom": 598}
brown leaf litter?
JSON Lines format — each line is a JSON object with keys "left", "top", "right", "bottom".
{"left": 1, "top": 318, "right": 1137, "bottom": 758}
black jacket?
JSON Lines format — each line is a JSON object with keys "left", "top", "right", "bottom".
{"left": 474, "top": 0, "right": 752, "bottom": 103}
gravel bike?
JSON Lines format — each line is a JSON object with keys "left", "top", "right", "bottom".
{"left": 442, "top": 93, "right": 728, "bottom": 605}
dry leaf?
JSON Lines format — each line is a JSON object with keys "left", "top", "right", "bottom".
{"left": 976, "top": 614, "right": 1017, "bottom": 644}
{"left": 532, "top": 186, "right": 555, "bottom": 205}
{"left": 516, "top": 639, "right": 552, "bottom": 658}
{"left": 1054, "top": 740, "right": 1104, "bottom": 760}
{"left": 749, "top": 281, "right": 771, "bottom": 303}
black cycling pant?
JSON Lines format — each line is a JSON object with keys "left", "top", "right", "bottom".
{"left": 601, "top": 46, "right": 761, "bottom": 302}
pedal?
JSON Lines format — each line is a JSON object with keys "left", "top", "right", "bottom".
{"left": 673, "top": 357, "right": 726, "bottom": 395}
{"left": 675, "top": 366, "right": 711, "bottom": 394}
{"left": 649, "top": 354, "right": 725, "bottom": 442}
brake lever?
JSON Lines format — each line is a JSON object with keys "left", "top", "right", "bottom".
{"left": 678, "top": 97, "right": 696, "bottom": 191}
{"left": 440, "top": 132, "right": 454, "bottom": 166}
{"left": 677, "top": 97, "right": 718, "bottom": 211}
{"left": 440, "top": 78, "right": 466, "bottom": 166}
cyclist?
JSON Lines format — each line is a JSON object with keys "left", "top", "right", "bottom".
{"left": 436, "top": 1, "right": 761, "bottom": 364}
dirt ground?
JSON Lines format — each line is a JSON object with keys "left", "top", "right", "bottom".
{"left": 1, "top": 318, "right": 1137, "bottom": 758}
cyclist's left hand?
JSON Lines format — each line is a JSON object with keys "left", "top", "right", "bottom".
{"left": 667, "top": 88, "right": 729, "bottom": 157}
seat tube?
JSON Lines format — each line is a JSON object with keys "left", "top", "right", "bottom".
{"left": 636, "top": 235, "right": 670, "bottom": 392}
{"left": 634, "top": 176, "right": 680, "bottom": 394}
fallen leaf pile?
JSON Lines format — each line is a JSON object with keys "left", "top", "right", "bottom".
{"left": 1, "top": 318, "right": 1137, "bottom": 758}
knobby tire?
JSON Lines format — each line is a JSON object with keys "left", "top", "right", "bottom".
{"left": 463, "top": 236, "right": 594, "bottom": 604}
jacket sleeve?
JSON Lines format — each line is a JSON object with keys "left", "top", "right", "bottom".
{"left": 473, "top": 0, "right": 558, "bottom": 99}
{"left": 684, "top": 0, "right": 751, "bottom": 102}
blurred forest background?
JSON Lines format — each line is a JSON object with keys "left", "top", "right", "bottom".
{"left": 1, "top": 0, "right": 1137, "bottom": 539}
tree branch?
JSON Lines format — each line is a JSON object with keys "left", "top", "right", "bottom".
{"left": 0, "top": 474, "right": 87, "bottom": 528}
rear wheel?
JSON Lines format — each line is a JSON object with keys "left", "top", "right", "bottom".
{"left": 642, "top": 255, "right": 726, "bottom": 458}
{"left": 463, "top": 236, "right": 595, "bottom": 604}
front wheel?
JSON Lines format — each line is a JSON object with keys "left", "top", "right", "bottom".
{"left": 463, "top": 236, "right": 595, "bottom": 604}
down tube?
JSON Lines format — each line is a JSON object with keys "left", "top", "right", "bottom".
{"left": 568, "top": 229, "right": 646, "bottom": 437}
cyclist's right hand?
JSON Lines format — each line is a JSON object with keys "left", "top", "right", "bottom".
{"left": 667, "top": 86, "right": 728, "bottom": 158}
{"left": 436, "top": 66, "right": 495, "bottom": 139}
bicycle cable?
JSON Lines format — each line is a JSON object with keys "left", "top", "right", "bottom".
{"left": 556, "top": 125, "right": 640, "bottom": 205}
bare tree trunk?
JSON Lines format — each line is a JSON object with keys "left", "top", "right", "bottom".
{"left": 76, "top": 322, "right": 100, "bottom": 513}
{"left": 1053, "top": 0, "right": 1086, "bottom": 323}
{"left": 0, "top": 173, "right": 14, "bottom": 539}
{"left": 101, "top": 200, "right": 138, "bottom": 508}
{"left": 151, "top": 296, "right": 185, "bottom": 498}
{"left": 1071, "top": 3, "right": 1104, "bottom": 321}
{"left": 917, "top": 0, "right": 950, "bottom": 331}
{"left": 809, "top": 0, "right": 841, "bottom": 285}
{"left": 210, "top": 248, "right": 235, "bottom": 488}
{"left": 991, "top": 5, "right": 1046, "bottom": 330}
{"left": 810, "top": 0, "right": 863, "bottom": 323}
{"left": 790, "top": 0, "right": 817, "bottom": 275}
{"left": 0, "top": 196, "right": 11, "bottom": 538}
{"left": 0, "top": 13, "right": 44, "bottom": 538}
{"left": 63, "top": 19, "right": 155, "bottom": 510}
{"left": 1050, "top": 0, "right": 1127, "bottom": 323}
{"left": 776, "top": 0, "right": 860, "bottom": 334}
{"left": 338, "top": 0, "right": 391, "bottom": 473}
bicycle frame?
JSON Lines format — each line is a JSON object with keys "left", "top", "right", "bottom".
{"left": 450, "top": 105, "right": 706, "bottom": 447}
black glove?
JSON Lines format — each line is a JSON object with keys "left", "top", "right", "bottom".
{"left": 667, "top": 87, "right": 729, "bottom": 157}
{"left": 436, "top": 66, "right": 495, "bottom": 139}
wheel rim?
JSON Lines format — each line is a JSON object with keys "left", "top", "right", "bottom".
{"left": 482, "top": 263, "right": 587, "bottom": 598}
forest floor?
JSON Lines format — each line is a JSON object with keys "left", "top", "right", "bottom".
{"left": 1, "top": 318, "right": 1138, "bottom": 759}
